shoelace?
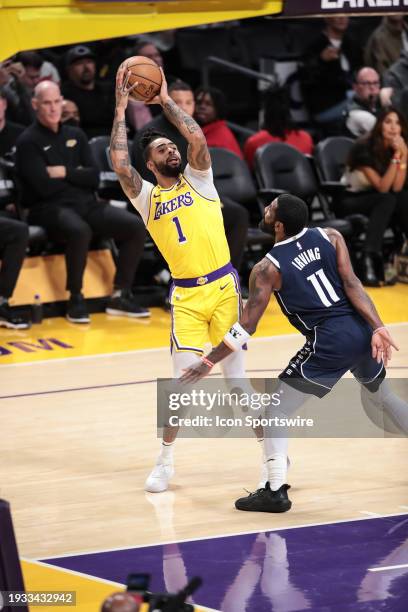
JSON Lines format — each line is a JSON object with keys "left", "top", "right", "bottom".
{"left": 244, "top": 486, "right": 267, "bottom": 497}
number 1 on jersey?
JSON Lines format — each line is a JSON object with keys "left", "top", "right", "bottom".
{"left": 172, "top": 216, "right": 187, "bottom": 244}
{"left": 307, "top": 268, "right": 340, "bottom": 308}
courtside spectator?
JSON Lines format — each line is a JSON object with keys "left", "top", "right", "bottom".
{"left": 301, "top": 17, "right": 362, "bottom": 130}
{"left": 383, "top": 49, "right": 408, "bottom": 115}
{"left": 345, "top": 67, "right": 393, "bottom": 137}
{"left": 194, "top": 86, "right": 243, "bottom": 158}
{"left": 61, "top": 45, "right": 115, "bottom": 138}
{"left": 244, "top": 85, "right": 313, "bottom": 170}
{"left": 61, "top": 99, "right": 80, "bottom": 127}
{"left": 1, "top": 52, "right": 44, "bottom": 125}
{"left": 365, "top": 16, "right": 408, "bottom": 76}
{"left": 340, "top": 108, "right": 408, "bottom": 285}
{"left": 0, "top": 87, "right": 24, "bottom": 159}
{"left": 0, "top": 162, "right": 29, "bottom": 328}
{"left": 16, "top": 81, "right": 149, "bottom": 323}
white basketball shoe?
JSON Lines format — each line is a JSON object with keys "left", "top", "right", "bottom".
{"left": 144, "top": 460, "right": 174, "bottom": 493}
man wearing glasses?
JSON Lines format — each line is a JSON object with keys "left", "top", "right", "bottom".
{"left": 345, "top": 67, "right": 393, "bottom": 137}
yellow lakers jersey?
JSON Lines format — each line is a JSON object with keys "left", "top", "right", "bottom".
{"left": 146, "top": 171, "right": 230, "bottom": 279}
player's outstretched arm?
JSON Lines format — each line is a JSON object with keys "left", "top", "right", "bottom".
{"left": 180, "top": 258, "right": 278, "bottom": 383}
{"left": 110, "top": 63, "right": 143, "bottom": 200}
{"left": 326, "top": 228, "right": 399, "bottom": 366}
{"left": 149, "top": 69, "right": 210, "bottom": 171}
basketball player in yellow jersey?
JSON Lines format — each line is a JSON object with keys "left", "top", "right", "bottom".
{"left": 110, "top": 65, "right": 260, "bottom": 492}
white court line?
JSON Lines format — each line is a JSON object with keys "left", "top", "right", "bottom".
{"left": 368, "top": 563, "right": 408, "bottom": 572}
{"left": 31, "top": 511, "right": 408, "bottom": 561}
{"left": 21, "top": 558, "right": 124, "bottom": 588}
{"left": 2, "top": 321, "right": 408, "bottom": 369}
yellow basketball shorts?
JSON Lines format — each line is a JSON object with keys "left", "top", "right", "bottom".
{"left": 169, "top": 270, "right": 242, "bottom": 354}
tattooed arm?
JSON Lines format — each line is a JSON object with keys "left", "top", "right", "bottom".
{"left": 110, "top": 63, "right": 143, "bottom": 199}
{"left": 148, "top": 69, "right": 210, "bottom": 171}
{"left": 162, "top": 97, "right": 210, "bottom": 171}
{"left": 180, "top": 258, "right": 278, "bottom": 382}
{"left": 325, "top": 228, "right": 383, "bottom": 328}
{"left": 325, "top": 228, "right": 398, "bottom": 365}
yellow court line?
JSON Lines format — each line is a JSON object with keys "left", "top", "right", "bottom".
{"left": 21, "top": 559, "right": 123, "bottom": 612}
{"left": 21, "top": 559, "right": 211, "bottom": 612}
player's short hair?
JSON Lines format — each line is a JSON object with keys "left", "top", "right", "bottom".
{"left": 275, "top": 193, "right": 309, "bottom": 237}
{"left": 168, "top": 79, "right": 192, "bottom": 94}
{"left": 140, "top": 128, "right": 171, "bottom": 161}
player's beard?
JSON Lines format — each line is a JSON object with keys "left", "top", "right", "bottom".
{"left": 259, "top": 217, "right": 275, "bottom": 239}
{"left": 154, "top": 160, "right": 182, "bottom": 178}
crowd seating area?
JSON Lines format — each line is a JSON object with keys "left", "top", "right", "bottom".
{"left": 1, "top": 14, "right": 408, "bottom": 326}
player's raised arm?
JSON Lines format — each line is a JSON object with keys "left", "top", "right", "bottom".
{"left": 149, "top": 69, "right": 210, "bottom": 171}
{"left": 325, "top": 227, "right": 399, "bottom": 366}
{"left": 180, "top": 257, "right": 278, "bottom": 383}
{"left": 110, "top": 63, "right": 144, "bottom": 200}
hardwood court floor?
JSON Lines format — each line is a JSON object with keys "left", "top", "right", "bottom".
{"left": 1, "top": 325, "right": 407, "bottom": 561}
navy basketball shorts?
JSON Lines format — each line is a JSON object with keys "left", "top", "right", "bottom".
{"left": 279, "top": 315, "right": 385, "bottom": 398}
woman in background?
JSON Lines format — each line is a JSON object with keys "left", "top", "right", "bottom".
{"left": 341, "top": 108, "right": 408, "bottom": 286}
{"left": 244, "top": 85, "right": 313, "bottom": 170}
{"left": 194, "top": 86, "right": 243, "bottom": 159}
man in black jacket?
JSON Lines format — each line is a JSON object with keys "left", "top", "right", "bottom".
{"left": 0, "top": 87, "right": 24, "bottom": 158}
{"left": 16, "top": 80, "right": 148, "bottom": 323}
{"left": 61, "top": 45, "right": 115, "bottom": 139}
{"left": 301, "top": 17, "right": 362, "bottom": 128}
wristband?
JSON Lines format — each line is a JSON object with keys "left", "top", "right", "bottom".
{"left": 399, "top": 163, "right": 407, "bottom": 170}
{"left": 391, "top": 158, "right": 401, "bottom": 165}
{"left": 223, "top": 322, "right": 251, "bottom": 351}
{"left": 201, "top": 356, "right": 214, "bottom": 369}
{"left": 372, "top": 326, "right": 386, "bottom": 335}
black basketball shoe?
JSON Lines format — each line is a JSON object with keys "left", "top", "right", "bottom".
{"left": 66, "top": 293, "right": 90, "bottom": 324}
{"left": 235, "top": 482, "right": 292, "bottom": 513}
{"left": 105, "top": 289, "right": 150, "bottom": 318}
{"left": 0, "top": 302, "right": 30, "bottom": 330}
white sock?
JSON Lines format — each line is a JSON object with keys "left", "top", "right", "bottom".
{"left": 159, "top": 441, "right": 174, "bottom": 463}
{"left": 266, "top": 454, "right": 287, "bottom": 490}
{"left": 263, "top": 381, "right": 309, "bottom": 489}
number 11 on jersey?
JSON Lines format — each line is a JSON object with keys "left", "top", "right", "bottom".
{"left": 172, "top": 216, "right": 187, "bottom": 244}
{"left": 307, "top": 268, "right": 340, "bottom": 307}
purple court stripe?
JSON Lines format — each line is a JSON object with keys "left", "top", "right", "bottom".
{"left": 1, "top": 366, "right": 405, "bottom": 401}
{"left": 0, "top": 368, "right": 281, "bottom": 400}
{"left": 43, "top": 514, "right": 408, "bottom": 612}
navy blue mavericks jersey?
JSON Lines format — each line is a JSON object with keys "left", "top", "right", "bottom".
{"left": 267, "top": 227, "right": 355, "bottom": 336}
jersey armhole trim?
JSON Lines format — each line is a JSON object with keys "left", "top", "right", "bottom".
{"left": 183, "top": 174, "right": 217, "bottom": 203}
{"left": 146, "top": 187, "right": 154, "bottom": 226}
{"left": 266, "top": 253, "right": 280, "bottom": 269}
{"left": 317, "top": 227, "right": 332, "bottom": 243}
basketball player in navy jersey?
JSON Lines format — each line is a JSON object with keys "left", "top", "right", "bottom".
{"left": 181, "top": 193, "right": 407, "bottom": 512}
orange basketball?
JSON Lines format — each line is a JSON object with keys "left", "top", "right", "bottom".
{"left": 125, "top": 56, "right": 162, "bottom": 102}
